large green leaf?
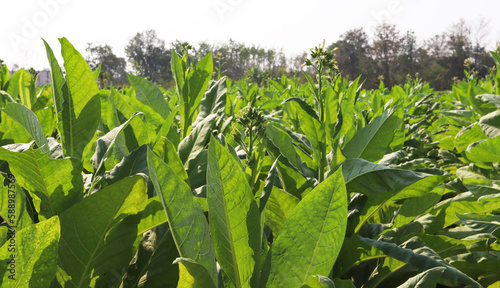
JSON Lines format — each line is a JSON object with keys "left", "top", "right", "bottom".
{"left": 0, "top": 216, "right": 60, "bottom": 288}
{"left": 446, "top": 251, "right": 500, "bottom": 280}
{"left": 17, "top": 69, "right": 36, "bottom": 110}
{"left": 43, "top": 39, "right": 65, "bottom": 120}
{"left": 288, "top": 100, "right": 327, "bottom": 181}
{"left": 2, "top": 102, "right": 49, "bottom": 153}
{"left": 0, "top": 174, "right": 32, "bottom": 233}
{"left": 359, "top": 236, "right": 481, "bottom": 287}
{"left": 147, "top": 148, "right": 217, "bottom": 286}
{"left": 108, "top": 89, "right": 151, "bottom": 147}
{"left": 103, "top": 145, "right": 150, "bottom": 189}
{"left": 207, "top": 136, "right": 261, "bottom": 288}
{"left": 478, "top": 94, "right": 500, "bottom": 108}
{"left": 171, "top": 50, "right": 187, "bottom": 105}
{"left": 457, "top": 213, "right": 500, "bottom": 237}
{"left": 176, "top": 52, "right": 213, "bottom": 136}
{"left": 91, "top": 111, "right": 143, "bottom": 183}
{"left": 120, "top": 224, "right": 179, "bottom": 288}
{"left": 58, "top": 175, "right": 147, "bottom": 288}
{"left": 466, "top": 136, "right": 500, "bottom": 164}
{"left": 454, "top": 123, "right": 487, "bottom": 153}
{"left": 60, "top": 37, "right": 101, "bottom": 159}
{"left": 136, "top": 196, "right": 167, "bottom": 235}
{"left": 0, "top": 64, "right": 8, "bottom": 91}
{"left": 266, "top": 124, "right": 310, "bottom": 176}
{"left": 174, "top": 258, "right": 217, "bottom": 288}
{"left": 343, "top": 106, "right": 401, "bottom": 162}
{"left": 341, "top": 158, "right": 445, "bottom": 232}
{"left": 479, "top": 110, "right": 500, "bottom": 138}
{"left": 128, "top": 74, "right": 170, "bottom": 118}
{"left": 0, "top": 146, "right": 83, "bottom": 219}
{"left": 178, "top": 114, "right": 217, "bottom": 164}
{"left": 336, "top": 79, "right": 360, "bottom": 145}
{"left": 301, "top": 275, "right": 336, "bottom": 288}
{"left": 396, "top": 267, "right": 446, "bottom": 288}
{"left": 5, "top": 70, "right": 21, "bottom": 101}
{"left": 263, "top": 168, "right": 347, "bottom": 287}
{"left": 264, "top": 186, "right": 300, "bottom": 237}
{"left": 153, "top": 137, "right": 188, "bottom": 182}
{"left": 193, "top": 76, "right": 227, "bottom": 127}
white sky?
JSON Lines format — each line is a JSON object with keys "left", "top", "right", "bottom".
{"left": 1, "top": 0, "right": 500, "bottom": 70}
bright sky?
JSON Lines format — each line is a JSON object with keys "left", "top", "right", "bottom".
{"left": 1, "top": 0, "right": 499, "bottom": 70}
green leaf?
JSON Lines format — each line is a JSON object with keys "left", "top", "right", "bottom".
{"left": 479, "top": 110, "right": 500, "bottom": 138}
{"left": 103, "top": 145, "right": 150, "bottom": 189}
{"left": 343, "top": 106, "right": 401, "bottom": 162}
{"left": 478, "top": 94, "right": 500, "bottom": 108}
{"left": 178, "top": 52, "right": 213, "bottom": 137}
{"left": 0, "top": 64, "right": 8, "bottom": 91}
{"left": 178, "top": 114, "right": 217, "bottom": 164}
{"left": 301, "top": 275, "right": 336, "bottom": 288}
{"left": 0, "top": 146, "right": 83, "bottom": 219}
{"left": 446, "top": 252, "right": 500, "bottom": 280}
{"left": 282, "top": 97, "right": 320, "bottom": 122}
{"left": 0, "top": 217, "right": 60, "bottom": 288}
{"left": 461, "top": 177, "right": 500, "bottom": 199}
{"left": 171, "top": 50, "right": 187, "bottom": 103}
{"left": 136, "top": 196, "right": 167, "bottom": 235}
{"left": 128, "top": 74, "right": 170, "bottom": 118}
{"left": 121, "top": 224, "right": 179, "bottom": 288}
{"left": 466, "top": 136, "right": 500, "bottom": 163}
{"left": 43, "top": 39, "right": 65, "bottom": 120}
{"left": 58, "top": 175, "right": 147, "bottom": 288}
{"left": 174, "top": 258, "right": 217, "bottom": 288}
{"left": 91, "top": 111, "right": 143, "bottom": 181}
{"left": 2, "top": 102, "right": 49, "bottom": 153}
{"left": 5, "top": 70, "right": 21, "bottom": 101}
{"left": 457, "top": 213, "right": 500, "bottom": 236}
{"left": 454, "top": 123, "right": 487, "bottom": 153}
{"left": 17, "top": 69, "right": 36, "bottom": 109}
{"left": 193, "top": 76, "right": 227, "bottom": 127}
{"left": 274, "top": 159, "right": 316, "bottom": 199}
{"left": 153, "top": 137, "right": 189, "bottom": 182}
{"left": 359, "top": 236, "right": 481, "bottom": 287}
{"left": 264, "top": 186, "right": 300, "bottom": 237}
{"left": 396, "top": 267, "right": 446, "bottom": 288}
{"left": 394, "top": 188, "right": 445, "bottom": 228}
{"left": 147, "top": 148, "right": 217, "bottom": 286}
{"left": 266, "top": 124, "right": 310, "bottom": 176}
{"left": 289, "top": 100, "right": 326, "bottom": 181}
{"left": 263, "top": 168, "right": 347, "bottom": 287}
{"left": 336, "top": 78, "right": 359, "bottom": 145}
{"left": 0, "top": 174, "right": 32, "bottom": 232}
{"left": 108, "top": 89, "right": 152, "bottom": 147}
{"left": 207, "top": 136, "right": 261, "bottom": 288}
{"left": 92, "top": 63, "right": 101, "bottom": 82}
{"left": 342, "top": 158, "right": 445, "bottom": 232}
{"left": 60, "top": 37, "right": 101, "bottom": 159}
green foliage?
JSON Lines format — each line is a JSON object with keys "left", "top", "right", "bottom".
{"left": 0, "top": 39, "right": 498, "bottom": 288}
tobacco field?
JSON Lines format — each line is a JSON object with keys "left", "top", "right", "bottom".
{"left": 0, "top": 38, "right": 499, "bottom": 288}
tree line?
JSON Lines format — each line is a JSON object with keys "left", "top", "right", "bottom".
{"left": 86, "top": 18, "right": 499, "bottom": 90}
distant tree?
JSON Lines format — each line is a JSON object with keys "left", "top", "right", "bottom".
{"left": 371, "top": 23, "right": 402, "bottom": 87}
{"left": 329, "top": 28, "right": 378, "bottom": 87}
{"left": 86, "top": 43, "right": 127, "bottom": 86}
{"left": 424, "top": 34, "right": 449, "bottom": 59}
{"left": 125, "top": 30, "right": 171, "bottom": 85}
{"left": 442, "top": 19, "right": 474, "bottom": 82}
{"left": 394, "top": 30, "right": 418, "bottom": 83}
